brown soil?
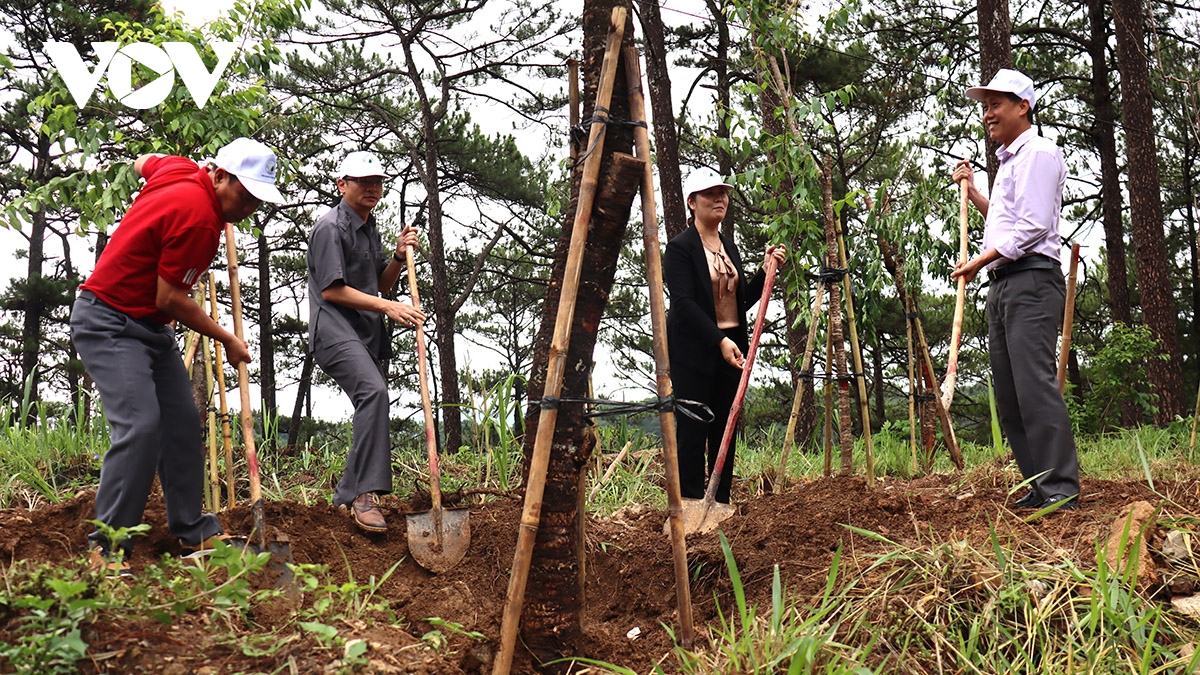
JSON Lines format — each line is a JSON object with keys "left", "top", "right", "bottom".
{"left": 2, "top": 471, "right": 1194, "bottom": 673}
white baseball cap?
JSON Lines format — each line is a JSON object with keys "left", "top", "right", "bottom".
{"left": 213, "top": 137, "right": 285, "bottom": 204}
{"left": 335, "top": 151, "right": 389, "bottom": 179}
{"left": 966, "top": 68, "right": 1037, "bottom": 111}
{"left": 682, "top": 167, "right": 733, "bottom": 203}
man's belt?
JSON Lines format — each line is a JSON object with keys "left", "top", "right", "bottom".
{"left": 987, "top": 254, "right": 1058, "bottom": 282}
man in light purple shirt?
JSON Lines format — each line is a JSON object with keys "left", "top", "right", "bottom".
{"left": 951, "top": 68, "right": 1080, "bottom": 512}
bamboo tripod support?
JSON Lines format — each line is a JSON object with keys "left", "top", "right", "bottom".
{"left": 208, "top": 272, "right": 236, "bottom": 506}
{"left": 623, "top": 43, "right": 694, "bottom": 649}
{"left": 907, "top": 301, "right": 964, "bottom": 469}
{"left": 836, "top": 224, "right": 874, "bottom": 486}
{"left": 775, "top": 282, "right": 824, "bottom": 481}
{"left": 774, "top": 262, "right": 874, "bottom": 481}
{"left": 904, "top": 296, "right": 920, "bottom": 473}
{"left": 492, "top": 9, "right": 626, "bottom": 674}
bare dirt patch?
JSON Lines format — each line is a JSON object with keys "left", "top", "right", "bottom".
{"left": 2, "top": 472, "right": 1194, "bottom": 673}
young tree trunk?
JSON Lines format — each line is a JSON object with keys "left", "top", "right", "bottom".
{"left": 977, "top": 0, "right": 1012, "bottom": 189}
{"left": 519, "top": 6, "right": 639, "bottom": 669}
{"left": 1113, "top": 0, "right": 1185, "bottom": 422}
{"left": 820, "top": 164, "right": 853, "bottom": 472}
{"left": 637, "top": 0, "right": 687, "bottom": 241}
{"left": 705, "top": 0, "right": 736, "bottom": 242}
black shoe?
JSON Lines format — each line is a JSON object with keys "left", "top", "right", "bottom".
{"left": 1014, "top": 491, "right": 1041, "bottom": 509}
{"left": 1040, "top": 494, "right": 1080, "bottom": 511}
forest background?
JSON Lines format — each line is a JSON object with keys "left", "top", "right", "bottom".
{"left": 1, "top": 0, "right": 1198, "bottom": 459}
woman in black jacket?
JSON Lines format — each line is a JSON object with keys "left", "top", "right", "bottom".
{"left": 665, "top": 168, "right": 786, "bottom": 503}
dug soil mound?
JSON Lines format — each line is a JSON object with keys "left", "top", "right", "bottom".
{"left": 2, "top": 473, "right": 1193, "bottom": 673}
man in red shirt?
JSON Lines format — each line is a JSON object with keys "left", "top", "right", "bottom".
{"left": 71, "top": 137, "right": 285, "bottom": 576}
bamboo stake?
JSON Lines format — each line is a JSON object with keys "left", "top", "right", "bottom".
{"left": 201, "top": 286, "right": 220, "bottom": 511}
{"left": 822, "top": 324, "right": 834, "bottom": 476}
{"left": 942, "top": 175, "right": 970, "bottom": 409}
{"left": 623, "top": 42, "right": 694, "bottom": 649}
{"left": 1057, "top": 243, "right": 1081, "bottom": 394}
{"left": 904, "top": 295, "right": 919, "bottom": 475}
{"left": 776, "top": 281, "right": 825, "bottom": 483}
{"left": 909, "top": 307, "right": 964, "bottom": 469}
{"left": 182, "top": 286, "right": 205, "bottom": 374}
{"left": 836, "top": 224, "right": 874, "bottom": 486}
{"left": 209, "top": 272, "right": 235, "bottom": 505}
{"left": 493, "top": 9, "right": 626, "bottom": 673}
{"left": 588, "top": 440, "right": 632, "bottom": 502}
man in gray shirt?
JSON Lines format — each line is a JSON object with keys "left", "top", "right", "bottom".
{"left": 307, "top": 150, "right": 424, "bottom": 532}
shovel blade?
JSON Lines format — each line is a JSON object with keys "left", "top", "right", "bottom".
{"left": 675, "top": 497, "right": 736, "bottom": 536}
{"left": 406, "top": 506, "right": 470, "bottom": 574}
{"left": 229, "top": 536, "right": 296, "bottom": 588}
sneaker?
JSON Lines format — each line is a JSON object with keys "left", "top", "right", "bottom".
{"left": 88, "top": 545, "right": 132, "bottom": 579}
{"left": 351, "top": 493, "right": 387, "bottom": 533}
{"left": 180, "top": 533, "right": 245, "bottom": 559}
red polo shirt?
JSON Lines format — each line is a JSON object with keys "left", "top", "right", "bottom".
{"left": 81, "top": 156, "right": 226, "bottom": 323}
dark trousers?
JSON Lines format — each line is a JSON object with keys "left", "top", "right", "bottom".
{"left": 672, "top": 352, "right": 743, "bottom": 504}
{"left": 987, "top": 267, "right": 1080, "bottom": 500}
{"left": 71, "top": 292, "right": 221, "bottom": 555}
{"left": 314, "top": 339, "right": 393, "bottom": 506}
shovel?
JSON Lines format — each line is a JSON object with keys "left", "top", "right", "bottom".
{"left": 681, "top": 258, "right": 778, "bottom": 535}
{"left": 225, "top": 224, "right": 294, "bottom": 586}
{"left": 402, "top": 245, "right": 470, "bottom": 573}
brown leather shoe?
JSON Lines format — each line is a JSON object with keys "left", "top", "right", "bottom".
{"left": 352, "top": 493, "right": 387, "bottom": 533}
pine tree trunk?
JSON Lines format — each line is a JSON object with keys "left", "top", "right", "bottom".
{"left": 519, "top": 4, "right": 639, "bottom": 668}
{"left": 1087, "top": 0, "right": 1132, "bottom": 327}
{"left": 1113, "top": 0, "right": 1185, "bottom": 422}
{"left": 288, "top": 349, "right": 315, "bottom": 451}
{"left": 638, "top": 0, "right": 687, "bottom": 241}
{"left": 977, "top": 0, "right": 1012, "bottom": 190}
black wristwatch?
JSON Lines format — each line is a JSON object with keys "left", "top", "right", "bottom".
{"left": 393, "top": 252, "right": 403, "bottom": 263}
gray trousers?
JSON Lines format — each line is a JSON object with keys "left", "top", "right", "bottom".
{"left": 987, "top": 268, "right": 1080, "bottom": 500}
{"left": 314, "top": 339, "right": 392, "bottom": 506}
{"left": 71, "top": 292, "right": 221, "bottom": 555}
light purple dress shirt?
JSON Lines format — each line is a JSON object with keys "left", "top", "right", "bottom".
{"left": 982, "top": 127, "right": 1066, "bottom": 270}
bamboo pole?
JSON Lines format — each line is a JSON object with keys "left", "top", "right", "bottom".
{"left": 1057, "top": 243, "right": 1081, "bottom": 394}
{"left": 905, "top": 295, "right": 919, "bottom": 475}
{"left": 209, "top": 272, "right": 235, "bottom": 505}
{"left": 776, "top": 281, "right": 825, "bottom": 482}
{"left": 493, "top": 9, "right": 626, "bottom": 673}
{"left": 182, "top": 286, "right": 204, "bottom": 374}
{"left": 822, "top": 324, "right": 834, "bottom": 476}
{"left": 623, "top": 42, "right": 694, "bottom": 649}
{"left": 836, "top": 224, "right": 874, "bottom": 486}
{"left": 942, "top": 175, "right": 970, "bottom": 409}
{"left": 199, "top": 276, "right": 220, "bottom": 506}
{"left": 201, "top": 284, "right": 220, "bottom": 511}
{"left": 909, "top": 307, "right": 964, "bottom": 469}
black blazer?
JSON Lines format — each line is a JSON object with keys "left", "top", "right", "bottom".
{"left": 664, "top": 226, "right": 766, "bottom": 376}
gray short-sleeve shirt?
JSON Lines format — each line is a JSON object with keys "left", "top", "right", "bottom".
{"left": 307, "top": 200, "right": 391, "bottom": 358}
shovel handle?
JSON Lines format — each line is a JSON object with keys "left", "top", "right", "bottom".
{"left": 225, "top": 225, "right": 267, "bottom": 544}
{"left": 703, "top": 258, "right": 778, "bottom": 503}
{"left": 405, "top": 246, "right": 442, "bottom": 512}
